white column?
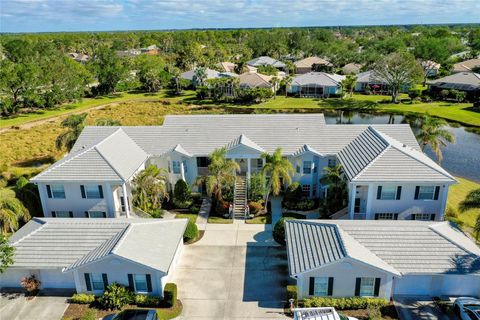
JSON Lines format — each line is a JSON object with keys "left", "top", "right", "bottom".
{"left": 365, "top": 183, "right": 374, "bottom": 219}
{"left": 73, "top": 270, "right": 83, "bottom": 293}
{"left": 247, "top": 158, "right": 251, "bottom": 181}
{"left": 180, "top": 161, "right": 185, "bottom": 181}
{"left": 122, "top": 183, "right": 130, "bottom": 219}
{"left": 37, "top": 183, "right": 49, "bottom": 217}
{"left": 348, "top": 183, "right": 356, "bottom": 219}
{"left": 438, "top": 185, "right": 450, "bottom": 221}
{"left": 105, "top": 183, "right": 115, "bottom": 217}
{"left": 384, "top": 276, "right": 394, "bottom": 300}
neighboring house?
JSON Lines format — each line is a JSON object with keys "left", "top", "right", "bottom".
{"left": 239, "top": 72, "right": 274, "bottom": 90}
{"left": 289, "top": 72, "right": 345, "bottom": 98}
{"left": 453, "top": 59, "right": 480, "bottom": 73}
{"left": 285, "top": 220, "right": 480, "bottom": 300}
{"left": 342, "top": 63, "right": 363, "bottom": 75}
{"left": 421, "top": 60, "right": 441, "bottom": 77}
{"left": 68, "top": 52, "right": 90, "bottom": 64}
{"left": 218, "top": 61, "right": 236, "bottom": 73}
{"left": 247, "top": 56, "right": 286, "bottom": 70}
{"left": 116, "top": 49, "right": 141, "bottom": 58}
{"left": 140, "top": 45, "right": 159, "bottom": 54}
{"left": 355, "top": 70, "right": 390, "bottom": 94}
{"left": 294, "top": 56, "right": 333, "bottom": 74}
{"left": 180, "top": 68, "right": 221, "bottom": 86}
{"left": 428, "top": 72, "right": 480, "bottom": 101}
{"left": 0, "top": 218, "right": 187, "bottom": 296}
{"left": 31, "top": 114, "right": 454, "bottom": 221}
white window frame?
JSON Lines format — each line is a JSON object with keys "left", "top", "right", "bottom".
{"left": 54, "top": 211, "right": 71, "bottom": 218}
{"left": 418, "top": 186, "right": 435, "bottom": 200}
{"left": 414, "top": 213, "right": 432, "bottom": 221}
{"left": 90, "top": 273, "right": 105, "bottom": 291}
{"left": 359, "top": 277, "right": 375, "bottom": 297}
{"left": 88, "top": 211, "right": 106, "bottom": 218}
{"left": 182, "top": 160, "right": 188, "bottom": 173}
{"left": 85, "top": 185, "right": 101, "bottom": 199}
{"left": 133, "top": 274, "right": 148, "bottom": 293}
{"left": 172, "top": 161, "right": 181, "bottom": 174}
{"left": 380, "top": 186, "right": 396, "bottom": 200}
{"left": 376, "top": 213, "right": 395, "bottom": 220}
{"left": 314, "top": 277, "right": 329, "bottom": 296}
{"left": 51, "top": 184, "right": 66, "bottom": 199}
{"left": 303, "top": 161, "right": 312, "bottom": 174}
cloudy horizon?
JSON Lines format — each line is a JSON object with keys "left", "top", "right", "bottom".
{"left": 1, "top": 0, "right": 479, "bottom": 33}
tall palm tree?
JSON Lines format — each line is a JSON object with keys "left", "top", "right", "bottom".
{"left": 282, "top": 76, "right": 293, "bottom": 97}
{"left": 55, "top": 113, "right": 88, "bottom": 151}
{"left": 269, "top": 77, "right": 280, "bottom": 99}
{"left": 193, "top": 67, "right": 207, "bottom": 87}
{"left": 340, "top": 74, "right": 357, "bottom": 98}
{"left": 320, "top": 164, "right": 348, "bottom": 214}
{"left": 131, "top": 165, "right": 169, "bottom": 214}
{"left": 262, "top": 148, "right": 294, "bottom": 204}
{"left": 416, "top": 115, "right": 455, "bottom": 164}
{"left": 195, "top": 148, "right": 239, "bottom": 205}
{"left": 0, "top": 189, "right": 30, "bottom": 234}
{"left": 459, "top": 188, "right": 480, "bottom": 212}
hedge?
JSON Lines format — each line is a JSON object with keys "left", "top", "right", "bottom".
{"left": 303, "top": 297, "right": 388, "bottom": 310}
{"left": 164, "top": 283, "right": 177, "bottom": 308}
{"left": 135, "top": 294, "right": 161, "bottom": 307}
{"left": 183, "top": 220, "right": 199, "bottom": 242}
{"left": 273, "top": 217, "right": 296, "bottom": 245}
{"left": 70, "top": 293, "right": 95, "bottom": 304}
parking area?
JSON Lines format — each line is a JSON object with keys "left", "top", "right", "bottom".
{"left": 394, "top": 296, "right": 456, "bottom": 320}
{"left": 0, "top": 289, "right": 71, "bottom": 320}
{"left": 171, "top": 223, "right": 291, "bottom": 320}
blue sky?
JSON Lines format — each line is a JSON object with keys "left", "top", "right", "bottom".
{"left": 1, "top": 0, "right": 479, "bottom": 33}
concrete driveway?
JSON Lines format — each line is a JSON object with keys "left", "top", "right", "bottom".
{"left": 394, "top": 296, "right": 454, "bottom": 320}
{"left": 0, "top": 289, "right": 71, "bottom": 320}
{"left": 171, "top": 223, "right": 291, "bottom": 319}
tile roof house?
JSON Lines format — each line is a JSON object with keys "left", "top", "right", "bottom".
{"left": 31, "top": 114, "right": 455, "bottom": 223}
{"left": 0, "top": 218, "right": 187, "bottom": 296}
{"left": 289, "top": 72, "right": 345, "bottom": 97}
{"left": 342, "top": 63, "right": 363, "bottom": 75}
{"left": 295, "top": 56, "right": 333, "bottom": 74}
{"left": 285, "top": 220, "right": 480, "bottom": 299}
{"left": 428, "top": 72, "right": 480, "bottom": 91}
{"left": 453, "top": 59, "right": 480, "bottom": 73}
{"left": 180, "top": 68, "right": 221, "bottom": 86}
{"left": 421, "top": 60, "right": 441, "bottom": 77}
{"left": 239, "top": 72, "right": 274, "bottom": 90}
{"left": 247, "top": 56, "right": 286, "bottom": 70}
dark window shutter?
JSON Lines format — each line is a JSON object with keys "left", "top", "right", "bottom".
{"left": 98, "top": 185, "right": 104, "bottom": 199}
{"left": 102, "top": 212, "right": 107, "bottom": 218}
{"left": 51, "top": 211, "right": 56, "bottom": 218}
{"left": 396, "top": 186, "right": 402, "bottom": 200}
{"left": 85, "top": 211, "right": 89, "bottom": 218}
{"left": 376, "top": 186, "right": 382, "bottom": 199}
{"left": 374, "top": 214, "right": 379, "bottom": 220}
{"left": 128, "top": 274, "right": 134, "bottom": 291}
{"left": 414, "top": 186, "right": 420, "bottom": 200}
{"left": 84, "top": 273, "right": 92, "bottom": 291}
{"left": 393, "top": 213, "right": 399, "bottom": 220}
{"left": 80, "top": 185, "right": 86, "bottom": 198}
{"left": 309, "top": 277, "right": 315, "bottom": 295}
{"left": 46, "top": 185, "right": 52, "bottom": 198}
{"left": 146, "top": 274, "right": 152, "bottom": 292}
{"left": 354, "top": 278, "right": 361, "bottom": 296}
{"left": 69, "top": 211, "right": 73, "bottom": 218}
{"left": 327, "top": 277, "right": 334, "bottom": 296}
{"left": 434, "top": 186, "right": 440, "bottom": 200}
{"left": 102, "top": 273, "right": 108, "bottom": 290}
{"left": 430, "top": 214, "right": 436, "bottom": 221}
{"left": 374, "top": 278, "right": 381, "bottom": 297}
{"left": 411, "top": 214, "right": 416, "bottom": 220}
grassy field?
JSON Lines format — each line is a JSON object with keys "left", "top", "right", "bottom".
{"left": 447, "top": 177, "right": 480, "bottom": 237}
{"left": 174, "top": 213, "right": 198, "bottom": 224}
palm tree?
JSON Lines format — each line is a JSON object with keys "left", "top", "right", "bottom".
{"left": 0, "top": 189, "right": 30, "bottom": 234}
{"left": 269, "top": 77, "right": 280, "bottom": 99}
{"left": 234, "top": 60, "right": 249, "bottom": 74}
{"left": 340, "top": 74, "right": 357, "bottom": 98}
{"left": 282, "top": 76, "right": 293, "bottom": 97}
{"left": 320, "top": 164, "right": 348, "bottom": 214}
{"left": 195, "top": 148, "right": 239, "bottom": 205}
{"left": 459, "top": 188, "right": 480, "bottom": 212}
{"left": 262, "top": 148, "right": 294, "bottom": 204}
{"left": 131, "top": 165, "right": 169, "bottom": 214}
{"left": 416, "top": 115, "right": 455, "bottom": 164}
{"left": 95, "top": 118, "right": 121, "bottom": 126}
{"left": 55, "top": 113, "right": 88, "bottom": 151}
{"left": 193, "top": 67, "right": 207, "bottom": 87}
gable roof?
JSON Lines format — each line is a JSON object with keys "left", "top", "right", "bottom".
{"left": 294, "top": 56, "right": 332, "bottom": 68}
{"left": 180, "top": 68, "right": 220, "bottom": 81}
{"left": 342, "top": 63, "right": 363, "bottom": 74}
{"left": 453, "top": 58, "right": 480, "bottom": 73}
{"left": 247, "top": 56, "right": 286, "bottom": 68}
{"left": 10, "top": 218, "right": 187, "bottom": 274}
{"left": 225, "top": 134, "right": 265, "bottom": 153}
{"left": 337, "top": 126, "right": 455, "bottom": 183}
{"left": 291, "top": 72, "right": 345, "bottom": 87}
{"left": 285, "top": 220, "right": 480, "bottom": 276}
{"left": 239, "top": 72, "right": 273, "bottom": 88}
{"left": 428, "top": 72, "right": 480, "bottom": 91}
{"left": 31, "top": 129, "right": 148, "bottom": 182}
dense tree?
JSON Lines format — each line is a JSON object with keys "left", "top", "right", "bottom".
{"left": 55, "top": 113, "right": 87, "bottom": 151}
{"left": 136, "top": 55, "right": 171, "bottom": 92}
{"left": 416, "top": 115, "right": 455, "bottom": 164}
{"left": 131, "top": 165, "right": 169, "bottom": 214}
{"left": 90, "top": 45, "right": 126, "bottom": 95}
{"left": 0, "top": 187, "right": 30, "bottom": 234}
{"left": 0, "top": 234, "right": 14, "bottom": 273}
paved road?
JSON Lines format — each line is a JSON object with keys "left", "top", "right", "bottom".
{"left": 394, "top": 296, "right": 454, "bottom": 320}
{"left": 171, "top": 223, "right": 290, "bottom": 319}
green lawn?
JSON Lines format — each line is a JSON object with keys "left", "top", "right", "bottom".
{"left": 207, "top": 216, "right": 233, "bottom": 224}
{"left": 246, "top": 213, "right": 272, "bottom": 224}
{"left": 174, "top": 213, "right": 198, "bottom": 224}
{"left": 447, "top": 177, "right": 480, "bottom": 235}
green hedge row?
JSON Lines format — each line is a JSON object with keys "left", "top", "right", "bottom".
{"left": 164, "top": 283, "right": 177, "bottom": 308}
{"left": 303, "top": 297, "right": 388, "bottom": 310}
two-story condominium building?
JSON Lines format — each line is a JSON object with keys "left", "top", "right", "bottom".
{"left": 31, "top": 114, "right": 456, "bottom": 220}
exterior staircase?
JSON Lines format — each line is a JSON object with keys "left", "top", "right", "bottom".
{"left": 233, "top": 175, "right": 247, "bottom": 219}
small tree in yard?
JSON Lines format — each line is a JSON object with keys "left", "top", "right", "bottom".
{"left": 132, "top": 165, "right": 169, "bottom": 214}
{"left": 373, "top": 52, "right": 423, "bottom": 103}
{"left": 174, "top": 179, "right": 191, "bottom": 207}
{"left": 0, "top": 234, "right": 14, "bottom": 273}
{"left": 20, "top": 275, "right": 41, "bottom": 294}
{"left": 341, "top": 74, "right": 357, "bottom": 98}
{"left": 183, "top": 220, "right": 199, "bottom": 243}
{"left": 99, "top": 283, "right": 134, "bottom": 310}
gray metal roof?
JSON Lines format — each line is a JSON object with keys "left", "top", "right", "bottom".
{"left": 338, "top": 126, "right": 455, "bottom": 183}
{"left": 285, "top": 220, "right": 480, "bottom": 276}
{"left": 356, "top": 70, "right": 388, "bottom": 84}
{"left": 428, "top": 72, "right": 480, "bottom": 91}
{"left": 9, "top": 218, "right": 187, "bottom": 274}
{"left": 247, "top": 56, "right": 286, "bottom": 68}
{"left": 291, "top": 72, "right": 345, "bottom": 87}
{"left": 180, "top": 68, "right": 220, "bottom": 81}
{"left": 32, "top": 129, "right": 148, "bottom": 182}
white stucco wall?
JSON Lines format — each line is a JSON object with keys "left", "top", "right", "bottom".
{"left": 393, "top": 274, "right": 480, "bottom": 297}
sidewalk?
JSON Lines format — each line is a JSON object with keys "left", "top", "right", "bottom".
{"left": 196, "top": 197, "right": 211, "bottom": 230}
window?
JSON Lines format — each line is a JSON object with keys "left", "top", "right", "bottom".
{"left": 83, "top": 185, "right": 102, "bottom": 199}
{"left": 134, "top": 274, "right": 148, "bottom": 292}
{"left": 380, "top": 186, "right": 396, "bottom": 200}
{"left": 256, "top": 159, "right": 263, "bottom": 170}
{"left": 196, "top": 157, "right": 210, "bottom": 168}
{"left": 302, "top": 184, "right": 311, "bottom": 197}
{"left": 375, "top": 213, "right": 396, "bottom": 220}
{"left": 328, "top": 159, "right": 336, "bottom": 167}
{"left": 418, "top": 186, "right": 435, "bottom": 200}
{"left": 359, "top": 278, "right": 375, "bottom": 297}
{"left": 182, "top": 160, "right": 188, "bottom": 173}
{"left": 91, "top": 273, "right": 105, "bottom": 291}
{"left": 88, "top": 211, "right": 106, "bottom": 218}
{"left": 414, "top": 213, "right": 433, "bottom": 221}
{"left": 172, "top": 161, "right": 181, "bottom": 174}
{"left": 53, "top": 211, "right": 71, "bottom": 218}
{"left": 314, "top": 277, "right": 329, "bottom": 296}
{"left": 303, "top": 161, "right": 312, "bottom": 174}
{"left": 51, "top": 185, "right": 66, "bottom": 199}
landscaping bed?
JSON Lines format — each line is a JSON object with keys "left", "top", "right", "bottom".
{"left": 341, "top": 304, "right": 399, "bottom": 320}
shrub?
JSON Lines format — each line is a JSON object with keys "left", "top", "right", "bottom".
{"left": 248, "top": 200, "right": 264, "bottom": 216}
{"left": 190, "top": 206, "right": 200, "bottom": 215}
{"left": 80, "top": 309, "right": 97, "bottom": 320}
{"left": 20, "top": 275, "right": 41, "bottom": 293}
{"left": 303, "top": 297, "right": 388, "bottom": 310}
{"left": 149, "top": 208, "right": 164, "bottom": 218}
{"left": 135, "top": 294, "right": 161, "bottom": 307}
{"left": 191, "top": 192, "right": 202, "bottom": 204}
{"left": 286, "top": 285, "right": 298, "bottom": 307}
{"left": 174, "top": 179, "right": 191, "bottom": 207}
{"left": 164, "top": 283, "right": 177, "bottom": 308}
{"left": 273, "top": 217, "right": 296, "bottom": 245}
{"left": 71, "top": 293, "right": 95, "bottom": 304}
{"left": 445, "top": 206, "right": 458, "bottom": 218}
{"left": 367, "top": 305, "right": 382, "bottom": 320}
{"left": 183, "top": 220, "right": 198, "bottom": 242}
{"left": 284, "top": 182, "right": 302, "bottom": 203}
{"left": 98, "top": 283, "right": 134, "bottom": 310}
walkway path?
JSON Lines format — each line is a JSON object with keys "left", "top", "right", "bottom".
{"left": 196, "top": 198, "right": 211, "bottom": 230}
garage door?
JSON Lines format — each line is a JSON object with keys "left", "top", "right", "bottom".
{"left": 0, "top": 269, "right": 32, "bottom": 288}
{"left": 394, "top": 275, "right": 433, "bottom": 295}
{"left": 440, "top": 275, "right": 480, "bottom": 297}
{"left": 39, "top": 269, "right": 75, "bottom": 288}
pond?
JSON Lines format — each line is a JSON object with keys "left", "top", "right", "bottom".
{"left": 323, "top": 111, "right": 480, "bottom": 183}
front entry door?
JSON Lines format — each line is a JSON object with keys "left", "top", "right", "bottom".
{"left": 354, "top": 198, "right": 361, "bottom": 213}
{"left": 236, "top": 159, "right": 248, "bottom": 175}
